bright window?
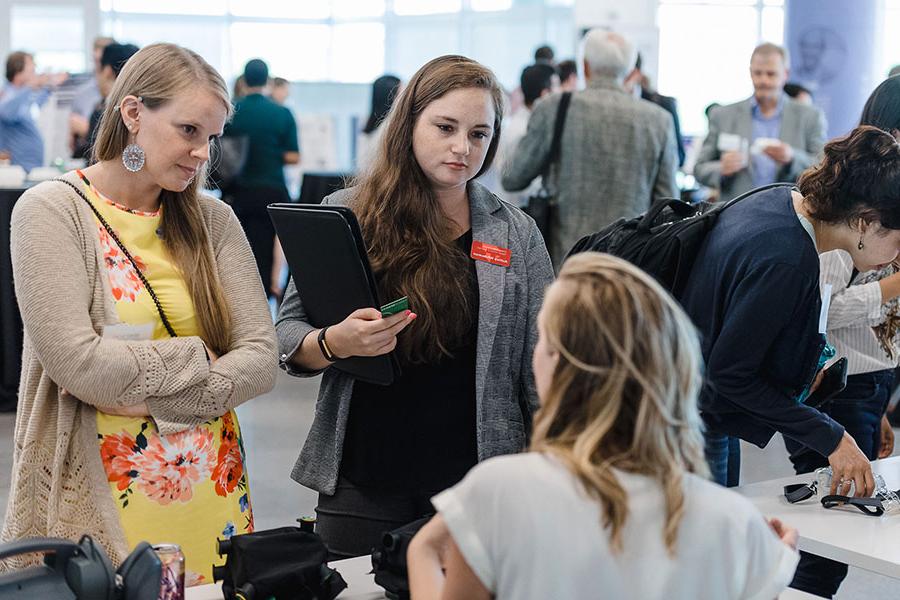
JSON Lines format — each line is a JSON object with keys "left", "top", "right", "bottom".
{"left": 333, "top": 0, "right": 386, "bottom": 19}
{"left": 111, "top": 0, "right": 226, "bottom": 16}
{"left": 230, "top": 23, "right": 331, "bottom": 81}
{"left": 108, "top": 17, "right": 228, "bottom": 76}
{"left": 228, "top": 0, "right": 330, "bottom": 19}
{"left": 390, "top": 19, "right": 460, "bottom": 80}
{"left": 760, "top": 6, "right": 784, "bottom": 44}
{"left": 331, "top": 23, "right": 386, "bottom": 83}
{"left": 10, "top": 4, "right": 86, "bottom": 73}
{"left": 97, "top": 0, "right": 577, "bottom": 87}
{"left": 469, "top": 18, "right": 543, "bottom": 89}
{"left": 393, "top": 0, "right": 462, "bottom": 16}
{"left": 657, "top": 1, "right": 783, "bottom": 136}
{"left": 471, "top": 0, "right": 514, "bottom": 11}
{"left": 881, "top": 0, "right": 900, "bottom": 79}
{"left": 657, "top": 0, "right": 756, "bottom": 4}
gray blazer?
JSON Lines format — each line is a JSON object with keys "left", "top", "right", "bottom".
{"left": 274, "top": 181, "right": 554, "bottom": 495}
{"left": 502, "top": 77, "right": 678, "bottom": 267}
{"left": 694, "top": 96, "right": 826, "bottom": 201}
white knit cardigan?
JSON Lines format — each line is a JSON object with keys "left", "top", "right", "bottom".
{"left": 2, "top": 172, "right": 277, "bottom": 568}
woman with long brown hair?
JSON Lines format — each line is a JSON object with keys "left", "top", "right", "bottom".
{"left": 276, "top": 55, "right": 553, "bottom": 557}
{"left": 3, "top": 43, "right": 276, "bottom": 584}
{"left": 408, "top": 253, "right": 799, "bottom": 599}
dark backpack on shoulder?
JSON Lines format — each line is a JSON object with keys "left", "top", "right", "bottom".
{"left": 566, "top": 183, "right": 792, "bottom": 297}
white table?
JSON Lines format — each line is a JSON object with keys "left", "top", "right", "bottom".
{"left": 779, "top": 588, "right": 824, "bottom": 600}
{"left": 736, "top": 455, "right": 900, "bottom": 579}
{"left": 186, "top": 555, "right": 384, "bottom": 599}
{"left": 183, "top": 536, "right": 823, "bottom": 599}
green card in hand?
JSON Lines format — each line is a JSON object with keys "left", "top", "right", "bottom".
{"left": 380, "top": 296, "right": 409, "bottom": 317}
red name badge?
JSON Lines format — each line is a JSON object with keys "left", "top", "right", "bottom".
{"left": 471, "top": 240, "right": 511, "bottom": 267}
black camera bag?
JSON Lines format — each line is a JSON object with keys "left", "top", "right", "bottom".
{"left": 213, "top": 526, "right": 346, "bottom": 600}
{"left": 370, "top": 517, "right": 430, "bottom": 600}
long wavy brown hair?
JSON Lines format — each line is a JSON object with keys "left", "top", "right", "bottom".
{"left": 530, "top": 253, "right": 709, "bottom": 554}
{"left": 92, "top": 43, "right": 233, "bottom": 355}
{"left": 351, "top": 55, "right": 504, "bottom": 363}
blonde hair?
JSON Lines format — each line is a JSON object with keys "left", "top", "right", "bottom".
{"left": 530, "top": 252, "right": 709, "bottom": 554}
{"left": 92, "top": 43, "right": 233, "bottom": 354}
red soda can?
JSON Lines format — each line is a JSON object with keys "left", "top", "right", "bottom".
{"left": 153, "top": 543, "right": 185, "bottom": 600}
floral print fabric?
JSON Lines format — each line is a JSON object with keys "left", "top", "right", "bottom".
{"left": 83, "top": 172, "right": 253, "bottom": 586}
{"left": 97, "top": 225, "right": 147, "bottom": 303}
{"left": 97, "top": 411, "right": 253, "bottom": 585}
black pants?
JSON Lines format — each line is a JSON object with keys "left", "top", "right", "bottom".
{"left": 315, "top": 477, "right": 442, "bottom": 560}
{"left": 783, "top": 369, "right": 893, "bottom": 598}
{"left": 231, "top": 184, "right": 289, "bottom": 298}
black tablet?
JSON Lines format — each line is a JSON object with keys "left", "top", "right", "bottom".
{"left": 268, "top": 203, "right": 399, "bottom": 386}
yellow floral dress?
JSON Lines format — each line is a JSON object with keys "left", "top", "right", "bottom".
{"left": 78, "top": 171, "right": 253, "bottom": 586}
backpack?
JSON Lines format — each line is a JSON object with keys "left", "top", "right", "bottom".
{"left": 565, "top": 183, "right": 793, "bottom": 298}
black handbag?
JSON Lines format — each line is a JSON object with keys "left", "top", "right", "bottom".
{"left": 208, "top": 135, "right": 250, "bottom": 194}
{"left": 212, "top": 526, "right": 347, "bottom": 600}
{"left": 0, "top": 534, "right": 160, "bottom": 599}
{"left": 524, "top": 91, "right": 572, "bottom": 240}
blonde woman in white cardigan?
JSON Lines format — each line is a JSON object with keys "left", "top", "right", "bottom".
{"left": 3, "top": 44, "right": 276, "bottom": 583}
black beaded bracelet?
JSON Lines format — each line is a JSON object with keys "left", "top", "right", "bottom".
{"left": 317, "top": 327, "right": 338, "bottom": 362}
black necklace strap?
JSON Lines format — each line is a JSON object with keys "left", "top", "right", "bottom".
{"left": 784, "top": 481, "right": 817, "bottom": 504}
{"left": 820, "top": 495, "right": 885, "bottom": 517}
{"left": 54, "top": 177, "right": 178, "bottom": 339}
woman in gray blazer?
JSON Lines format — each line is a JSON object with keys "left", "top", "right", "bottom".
{"left": 275, "top": 55, "right": 554, "bottom": 558}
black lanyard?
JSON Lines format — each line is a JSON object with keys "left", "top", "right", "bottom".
{"left": 54, "top": 177, "right": 178, "bottom": 339}
{"left": 784, "top": 481, "right": 898, "bottom": 517}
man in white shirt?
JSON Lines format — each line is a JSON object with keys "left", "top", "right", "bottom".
{"left": 495, "top": 63, "right": 557, "bottom": 207}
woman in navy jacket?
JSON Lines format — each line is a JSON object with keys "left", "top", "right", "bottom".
{"left": 681, "top": 125, "right": 900, "bottom": 495}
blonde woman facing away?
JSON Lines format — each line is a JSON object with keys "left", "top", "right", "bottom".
{"left": 408, "top": 253, "right": 800, "bottom": 600}
{"left": 4, "top": 44, "right": 276, "bottom": 584}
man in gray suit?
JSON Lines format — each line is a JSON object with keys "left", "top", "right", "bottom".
{"left": 503, "top": 29, "right": 677, "bottom": 267}
{"left": 695, "top": 43, "right": 826, "bottom": 202}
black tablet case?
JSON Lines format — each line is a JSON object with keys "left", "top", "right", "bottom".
{"left": 268, "top": 203, "right": 399, "bottom": 385}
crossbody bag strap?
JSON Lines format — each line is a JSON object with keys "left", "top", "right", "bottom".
{"left": 540, "top": 91, "right": 573, "bottom": 184}
{"left": 548, "top": 92, "right": 572, "bottom": 169}
{"left": 54, "top": 178, "right": 178, "bottom": 339}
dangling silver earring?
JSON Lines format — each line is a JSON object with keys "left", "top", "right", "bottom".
{"left": 122, "top": 141, "right": 145, "bottom": 172}
{"left": 858, "top": 236, "right": 865, "bottom": 250}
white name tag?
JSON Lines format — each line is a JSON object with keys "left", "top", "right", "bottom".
{"left": 819, "top": 283, "right": 832, "bottom": 334}
{"left": 103, "top": 322, "right": 154, "bottom": 341}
